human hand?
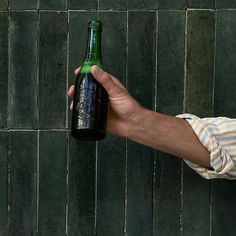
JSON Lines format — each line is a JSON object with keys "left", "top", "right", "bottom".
{"left": 68, "top": 66, "right": 144, "bottom": 138}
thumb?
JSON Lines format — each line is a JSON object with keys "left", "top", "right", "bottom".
{"left": 91, "top": 65, "right": 124, "bottom": 98}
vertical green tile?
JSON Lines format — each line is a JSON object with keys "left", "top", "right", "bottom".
{"left": 67, "top": 0, "right": 97, "bottom": 10}
{"left": 154, "top": 11, "right": 185, "bottom": 236}
{"left": 182, "top": 170, "right": 211, "bottom": 236}
{"left": 127, "top": 11, "right": 156, "bottom": 236}
{"left": 157, "top": 10, "right": 185, "bottom": 115}
{"left": 154, "top": 153, "right": 182, "bottom": 236}
{"left": 100, "top": 0, "right": 126, "bottom": 10}
{"left": 182, "top": 12, "right": 214, "bottom": 236}
{"left": 39, "top": 12, "right": 67, "bottom": 129}
{"left": 127, "top": 142, "right": 154, "bottom": 236}
{"left": 99, "top": 12, "right": 127, "bottom": 87}
{"left": 67, "top": 136, "right": 96, "bottom": 236}
{"left": 0, "top": 132, "right": 8, "bottom": 236}
{"left": 216, "top": 0, "right": 236, "bottom": 8}
{"left": 185, "top": 10, "right": 215, "bottom": 117}
{"left": 39, "top": 0, "right": 66, "bottom": 10}
{"left": 68, "top": 11, "right": 97, "bottom": 128}
{"left": 212, "top": 10, "right": 236, "bottom": 236}
{"left": 128, "top": 0, "right": 156, "bottom": 10}
{"left": 0, "top": 13, "right": 8, "bottom": 128}
{"left": 9, "top": 12, "right": 38, "bottom": 129}
{"left": 0, "top": 0, "right": 8, "bottom": 10}
{"left": 212, "top": 180, "right": 236, "bottom": 236}
{"left": 95, "top": 13, "right": 127, "bottom": 236}
{"left": 128, "top": 11, "right": 156, "bottom": 109}
{"left": 187, "top": 0, "right": 215, "bottom": 8}
{"left": 158, "top": 0, "right": 186, "bottom": 9}
{"left": 97, "top": 135, "right": 126, "bottom": 235}
{"left": 10, "top": 0, "right": 37, "bottom": 10}
{"left": 214, "top": 10, "right": 236, "bottom": 117}
{"left": 38, "top": 131, "right": 67, "bottom": 236}
{"left": 8, "top": 131, "right": 37, "bottom": 236}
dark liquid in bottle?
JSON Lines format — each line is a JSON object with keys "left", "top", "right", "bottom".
{"left": 71, "top": 72, "right": 108, "bottom": 141}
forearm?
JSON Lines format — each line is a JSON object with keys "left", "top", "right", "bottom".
{"left": 128, "top": 108, "right": 210, "bottom": 168}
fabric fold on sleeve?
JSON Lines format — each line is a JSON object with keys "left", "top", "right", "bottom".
{"left": 177, "top": 113, "right": 235, "bottom": 179}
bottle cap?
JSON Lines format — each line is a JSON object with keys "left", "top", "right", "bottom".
{"left": 89, "top": 20, "right": 102, "bottom": 30}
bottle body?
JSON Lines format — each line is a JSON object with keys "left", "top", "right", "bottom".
{"left": 71, "top": 72, "right": 108, "bottom": 140}
{"left": 71, "top": 19, "right": 107, "bottom": 140}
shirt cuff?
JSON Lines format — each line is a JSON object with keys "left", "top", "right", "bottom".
{"left": 177, "top": 113, "right": 235, "bottom": 179}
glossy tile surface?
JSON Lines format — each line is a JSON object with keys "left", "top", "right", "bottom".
{"left": 10, "top": 0, "right": 37, "bottom": 9}
{"left": 9, "top": 12, "right": 38, "bottom": 128}
{"left": 39, "top": 12, "right": 67, "bottom": 129}
{"left": 8, "top": 131, "right": 37, "bottom": 236}
{"left": 0, "top": 13, "right": 8, "bottom": 128}
{"left": 38, "top": 131, "right": 67, "bottom": 236}
{"left": 154, "top": 10, "right": 185, "bottom": 236}
{"left": 0, "top": 132, "right": 8, "bottom": 236}
{"left": 67, "top": 136, "right": 96, "bottom": 236}
{"left": 1, "top": 2, "right": 236, "bottom": 236}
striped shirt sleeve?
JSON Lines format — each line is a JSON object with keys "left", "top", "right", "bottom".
{"left": 177, "top": 114, "right": 236, "bottom": 179}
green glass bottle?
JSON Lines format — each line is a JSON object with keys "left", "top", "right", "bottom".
{"left": 71, "top": 20, "right": 108, "bottom": 141}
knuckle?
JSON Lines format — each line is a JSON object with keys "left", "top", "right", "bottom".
{"left": 100, "top": 72, "right": 110, "bottom": 82}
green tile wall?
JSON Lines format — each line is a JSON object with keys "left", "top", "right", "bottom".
{"left": 158, "top": 0, "right": 186, "bottom": 9}
{"left": 9, "top": 12, "right": 38, "bottom": 129}
{"left": 68, "top": 138, "right": 96, "bottom": 236}
{"left": 0, "top": 0, "right": 8, "bottom": 10}
{"left": 0, "top": 13, "right": 8, "bottom": 128}
{"left": 10, "top": 0, "right": 37, "bottom": 10}
{"left": 155, "top": 10, "right": 185, "bottom": 236}
{"left": 182, "top": 10, "right": 215, "bottom": 236}
{"left": 216, "top": 0, "right": 236, "bottom": 8}
{"left": 39, "top": 11, "right": 67, "bottom": 129}
{"left": 128, "top": 0, "right": 157, "bottom": 10}
{"left": 67, "top": 0, "right": 97, "bottom": 10}
{"left": 187, "top": 0, "right": 215, "bottom": 9}
{"left": 211, "top": 10, "right": 236, "bottom": 236}
{"left": 97, "top": 12, "right": 127, "bottom": 236}
{"left": 38, "top": 131, "right": 67, "bottom": 236}
{"left": 100, "top": 0, "right": 126, "bottom": 10}
{"left": 127, "top": 11, "right": 156, "bottom": 236}
{"left": 9, "top": 131, "right": 37, "bottom": 236}
{"left": 1, "top": 2, "right": 236, "bottom": 236}
{"left": 39, "top": 0, "right": 66, "bottom": 10}
{"left": 0, "top": 132, "right": 8, "bottom": 235}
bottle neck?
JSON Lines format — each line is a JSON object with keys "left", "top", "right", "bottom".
{"left": 81, "top": 27, "right": 103, "bottom": 73}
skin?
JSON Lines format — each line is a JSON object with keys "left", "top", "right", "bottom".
{"left": 68, "top": 65, "right": 211, "bottom": 168}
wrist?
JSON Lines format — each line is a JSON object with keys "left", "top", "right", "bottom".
{"left": 127, "top": 107, "right": 152, "bottom": 141}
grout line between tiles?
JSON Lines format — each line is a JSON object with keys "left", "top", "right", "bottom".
{"left": 65, "top": 131, "right": 69, "bottom": 235}
{"left": 180, "top": 8, "right": 189, "bottom": 236}
{"left": 35, "top": 9, "right": 40, "bottom": 235}
{"left": 124, "top": 9, "right": 129, "bottom": 235}
{"left": 95, "top": 141, "right": 98, "bottom": 235}
{"left": 66, "top": 11, "right": 69, "bottom": 129}
{"left": 94, "top": 2, "right": 99, "bottom": 234}
{"left": 2, "top": 8, "right": 236, "bottom": 13}
{"left": 36, "top": 130, "right": 39, "bottom": 234}
{"left": 7, "top": 131, "right": 10, "bottom": 234}
{"left": 36, "top": 8, "right": 40, "bottom": 142}
{"left": 7, "top": 11, "right": 10, "bottom": 130}
{"left": 212, "top": 10, "right": 217, "bottom": 118}
{"left": 210, "top": 10, "right": 217, "bottom": 236}
{"left": 152, "top": 9, "right": 158, "bottom": 236}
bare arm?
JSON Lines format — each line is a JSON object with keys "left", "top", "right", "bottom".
{"left": 68, "top": 66, "right": 210, "bottom": 168}
{"left": 128, "top": 108, "right": 210, "bottom": 167}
